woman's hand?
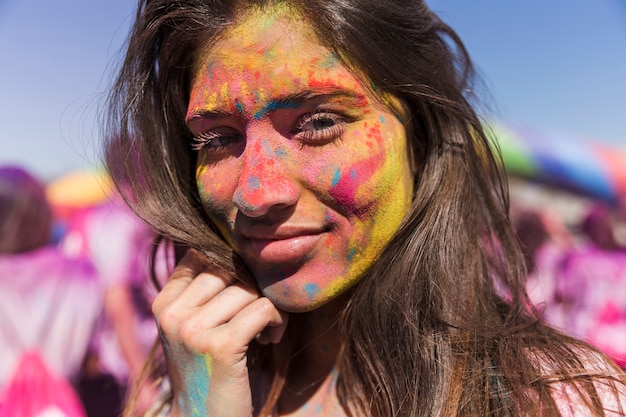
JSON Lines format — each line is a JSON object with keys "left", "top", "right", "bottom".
{"left": 152, "top": 249, "right": 288, "bottom": 417}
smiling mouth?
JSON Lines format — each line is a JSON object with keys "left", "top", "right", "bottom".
{"left": 244, "top": 232, "right": 324, "bottom": 264}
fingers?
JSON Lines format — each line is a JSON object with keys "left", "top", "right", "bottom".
{"left": 198, "top": 297, "right": 289, "bottom": 377}
{"left": 152, "top": 249, "right": 281, "bottom": 417}
{"left": 167, "top": 284, "right": 288, "bottom": 353}
{"left": 153, "top": 248, "right": 288, "bottom": 355}
{"left": 152, "top": 249, "right": 235, "bottom": 322}
{"left": 217, "top": 297, "right": 289, "bottom": 348}
{"left": 175, "top": 281, "right": 260, "bottom": 351}
{"left": 239, "top": 298, "right": 289, "bottom": 345}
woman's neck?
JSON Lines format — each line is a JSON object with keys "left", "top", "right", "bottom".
{"left": 278, "top": 293, "right": 349, "bottom": 416}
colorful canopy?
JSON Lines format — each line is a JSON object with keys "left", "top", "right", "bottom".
{"left": 490, "top": 121, "right": 626, "bottom": 204}
{"left": 46, "top": 170, "right": 113, "bottom": 220}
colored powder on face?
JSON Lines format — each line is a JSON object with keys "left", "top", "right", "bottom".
{"left": 274, "top": 145, "right": 287, "bottom": 158}
{"left": 253, "top": 98, "right": 301, "bottom": 120}
{"left": 233, "top": 190, "right": 259, "bottom": 213}
{"left": 220, "top": 83, "right": 230, "bottom": 103}
{"left": 235, "top": 99, "right": 244, "bottom": 113}
{"left": 329, "top": 152, "right": 385, "bottom": 211}
{"left": 320, "top": 53, "right": 339, "bottom": 69}
{"left": 303, "top": 283, "right": 321, "bottom": 300}
{"left": 196, "top": 177, "right": 205, "bottom": 195}
{"left": 248, "top": 176, "right": 261, "bottom": 190}
{"left": 261, "top": 140, "right": 274, "bottom": 160}
{"left": 232, "top": 137, "right": 299, "bottom": 212}
{"left": 191, "top": 4, "right": 414, "bottom": 313}
{"left": 332, "top": 167, "right": 342, "bottom": 187}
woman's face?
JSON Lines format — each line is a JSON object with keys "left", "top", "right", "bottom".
{"left": 187, "top": 6, "right": 414, "bottom": 312}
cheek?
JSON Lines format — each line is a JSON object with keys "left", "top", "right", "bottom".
{"left": 303, "top": 119, "right": 403, "bottom": 213}
{"left": 196, "top": 161, "right": 237, "bottom": 222}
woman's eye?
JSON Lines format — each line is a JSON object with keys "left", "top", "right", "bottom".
{"left": 294, "top": 112, "right": 347, "bottom": 144}
{"left": 191, "top": 130, "right": 243, "bottom": 152}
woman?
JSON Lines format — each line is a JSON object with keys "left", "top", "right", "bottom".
{"left": 104, "top": 0, "right": 626, "bottom": 415}
{"left": 60, "top": 193, "right": 161, "bottom": 416}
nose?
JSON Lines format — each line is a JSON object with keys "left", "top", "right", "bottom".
{"left": 233, "top": 135, "right": 300, "bottom": 217}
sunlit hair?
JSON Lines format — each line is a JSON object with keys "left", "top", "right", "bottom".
{"left": 104, "top": 0, "right": 626, "bottom": 415}
{"left": 0, "top": 166, "right": 52, "bottom": 254}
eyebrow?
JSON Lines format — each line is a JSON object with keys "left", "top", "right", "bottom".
{"left": 186, "top": 88, "right": 364, "bottom": 122}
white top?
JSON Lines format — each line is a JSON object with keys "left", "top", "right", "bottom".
{"left": 0, "top": 247, "right": 102, "bottom": 388}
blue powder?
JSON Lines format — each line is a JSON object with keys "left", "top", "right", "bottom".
{"left": 332, "top": 168, "right": 341, "bottom": 187}
{"left": 304, "top": 283, "right": 321, "bottom": 299}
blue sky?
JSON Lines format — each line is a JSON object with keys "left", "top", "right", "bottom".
{"left": 1, "top": 1, "right": 625, "bottom": 180}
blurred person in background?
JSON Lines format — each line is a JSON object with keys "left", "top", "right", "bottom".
{"left": 61, "top": 190, "right": 164, "bottom": 417}
{"left": 514, "top": 201, "right": 626, "bottom": 370}
{"left": 0, "top": 165, "right": 101, "bottom": 402}
{"left": 580, "top": 203, "right": 625, "bottom": 251}
{"left": 552, "top": 202, "right": 626, "bottom": 369}
{"left": 512, "top": 207, "right": 575, "bottom": 310}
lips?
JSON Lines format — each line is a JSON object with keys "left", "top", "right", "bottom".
{"left": 239, "top": 226, "right": 326, "bottom": 264}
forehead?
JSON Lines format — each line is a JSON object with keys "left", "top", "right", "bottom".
{"left": 187, "top": 5, "right": 373, "bottom": 116}
{"left": 199, "top": 4, "right": 323, "bottom": 65}
{"left": 219, "top": 5, "right": 315, "bottom": 57}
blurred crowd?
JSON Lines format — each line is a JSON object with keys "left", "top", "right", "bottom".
{"left": 0, "top": 165, "right": 170, "bottom": 417}
{"left": 0, "top": 164, "right": 625, "bottom": 416}
{"left": 511, "top": 194, "right": 626, "bottom": 369}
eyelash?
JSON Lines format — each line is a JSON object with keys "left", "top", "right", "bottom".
{"left": 293, "top": 111, "right": 347, "bottom": 145}
{"left": 191, "top": 130, "right": 242, "bottom": 152}
{"left": 191, "top": 111, "right": 349, "bottom": 152}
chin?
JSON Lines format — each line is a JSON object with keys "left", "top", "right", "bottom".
{"left": 259, "top": 276, "right": 354, "bottom": 314}
{"left": 265, "top": 295, "right": 331, "bottom": 314}
{"left": 249, "top": 258, "right": 358, "bottom": 313}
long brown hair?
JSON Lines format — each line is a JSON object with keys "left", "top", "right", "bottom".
{"left": 104, "top": 1, "right": 626, "bottom": 415}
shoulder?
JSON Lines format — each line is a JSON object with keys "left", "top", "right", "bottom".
{"left": 0, "top": 247, "right": 96, "bottom": 284}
